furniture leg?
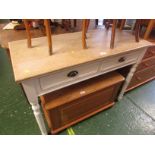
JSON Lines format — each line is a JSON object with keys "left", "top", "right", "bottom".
{"left": 118, "top": 48, "right": 146, "bottom": 100}
{"left": 144, "top": 19, "right": 155, "bottom": 40}
{"left": 82, "top": 19, "right": 87, "bottom": 49}
{"left": 110, "top": 19, "right": 117, "bottom": 49}
{"left": 85, "top": 19, "right": 90, "bottom": 39}
{"left": 22, "top": 80, "right": 48, "bottom": 135}
{"left": 86, "top": 19, "right": 90, "bottom": 33}
{"left": 135, "top": 19, "right": 141, "bottom": 42}
{"left": 44, "top": 19, "right": 52, "bottom": 55}
{"left": 119, "top": 19, "right": 126, "bottom": 30}
{"left": 23, "top": 19, "right": 32, "bottom": 48}
{"left": 95, "top": 19, "right": 98, "bottom": 27}
{"left": 74, "top": 19, "right": 77, "bottom": 27}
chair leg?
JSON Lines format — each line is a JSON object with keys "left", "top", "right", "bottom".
{"left": 135, "top": 19, "right": 141, "bottom": 42}
{"left": 85, "top": 19, "right": 90, "bottom": 39}
{"left": 82, "top": 19, "right": 87, "bottom": 49}
{"left": 144, "top": 19, "right": 155, "bottom": 40}
{"left": 86, "top": 19, "right": 90, "bottom": 33}
{"left": 23, "top": 19, "right": 32, "bottom": 48}
{"left": 74, "top": 19, "right": 77, "bottom": 27}
{"left": 44, "top": 19, "right": 52, "bottom": 55}
{"left": 95, "top": 19, "right": 98, "bottom": 27}
{"left": 119, "top": 19, "right": 126, "bottom": 30}
{"left": 110, "top": 19, "right": 117, "bottom": 49}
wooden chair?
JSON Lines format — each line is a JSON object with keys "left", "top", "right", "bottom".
{"left": 82, "top": 19, "right": 141, "bottom": 49}
{"left": 82, "top": 19, "right": 118, "bottom": 49}
{"left": 23, "top": 19, "right": 52, "bottom": 55}
{"left": 143, "top": 19, "right": 155, "bottom": 40}
{"left": 82, "top": 19, "right": 90, "bottom": 49}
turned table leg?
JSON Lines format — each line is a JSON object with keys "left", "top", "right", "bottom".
{"left": 118, "top": 48, "right": 147, "bottom": 100}
{"left": 22, "top": 80, "right": 48, "bottom": 135}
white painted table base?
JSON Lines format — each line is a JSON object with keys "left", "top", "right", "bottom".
{"left": 22, "top": 48, "right": 146, "bottom": 135}
{"left": 22, "top": 80, "right": 47, "bottom": 135}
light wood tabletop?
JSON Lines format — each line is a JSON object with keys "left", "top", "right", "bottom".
{"left": 9, "top": 28, "right": 152, "bottom": 82}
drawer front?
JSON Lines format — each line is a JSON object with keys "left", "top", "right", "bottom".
{"left": 50, "top": 83, "right": 121, "bottom": 130}
{"left": 143, "top": 46, "right": 155, "bottom": 59}
{"left": 100, "top": 51, "right": 140, "bottom": 72}
{"left": 39, "top": 61, "right": 100, "bottom": 90}
{"left": 128, "top": 64, "right": 155, "bottom": 89}
{"left": 137, "top": 56, "right": 155, "bottom": 71}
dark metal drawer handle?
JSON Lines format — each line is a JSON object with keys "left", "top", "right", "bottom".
{"left": 67, "top": 71, "right": 78, "bottom": 77}
{"left": 118, "top": 57, "right": 126, "bottom": 63}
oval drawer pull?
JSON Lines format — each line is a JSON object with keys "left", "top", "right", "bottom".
{"left": 118, "top": 57, "right": 126, "bottom": 63}
{"left": 67, "top": 70, "right": 78, "bottom": 77}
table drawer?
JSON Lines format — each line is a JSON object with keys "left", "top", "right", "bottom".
{"left": 100, "top": 51, "right": 140, "bottom": 72}
{"left": 39, "top": 61, "right": 100, "bottom": 90}
{"left": 137, "top": 56, "right": 155, "bottom": 71}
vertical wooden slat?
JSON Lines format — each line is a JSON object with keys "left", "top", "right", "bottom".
{"left": 119, "top": 19, "right": 126, "bottom": 30}
{"left": 44, "top": 19, "right": 52, "bottom": 55}
{"left": 95, "top": 19, "right": 98, "bottom": 27}
{"left": 110, "top": 19, "right": 117, "bottom": 49}
{"left": 86, "top": 19, "right": 90, "bottom": 33}
{"left": 74, "top": 19, "right": 77, "bottom": 27}
{"left": 82, "top": 19, "right": 87, "bottom": 49}
{"left": 135, "top": 19, "right": 141, "bottom": 42}
{"left": 23, "top": 19, "right": 32, "bottom": 48}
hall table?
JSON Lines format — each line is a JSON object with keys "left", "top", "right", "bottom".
{"left": 9, "top": 29, "right": 152, "bottom": 135}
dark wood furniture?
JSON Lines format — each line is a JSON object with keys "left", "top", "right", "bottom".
{"left": 127, "top": 46, "right": 155, "bottom": 91}
{"left": 40, "top": 71, "right": 124, "bottom": 134}
{"left": 126, "top": 20, "right": 155, "bottom": 91}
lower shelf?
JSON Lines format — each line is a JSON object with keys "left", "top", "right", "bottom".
{"left": 40, "top": 71, "right": 124, "bottom": 134}
{"left": 51, "top": 102, "right": 114, "bottom": 134}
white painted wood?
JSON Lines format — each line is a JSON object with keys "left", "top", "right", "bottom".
{"left": 22, "top": 80, "right": 48, "bottom": 135}
{"left": 39, "top": 61, "right": 100, "bottom": 90}
{"left": 100, "top": 49, "right": 141, "bottom": 71}
{"left": 36, "top": 60, "right": 137, "bottom": 96}
{"left": 35, "top": 49, "right": 142, "bottom": 95}
{"left": 118, "top": 47, "right": 147, "bottom": 100}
